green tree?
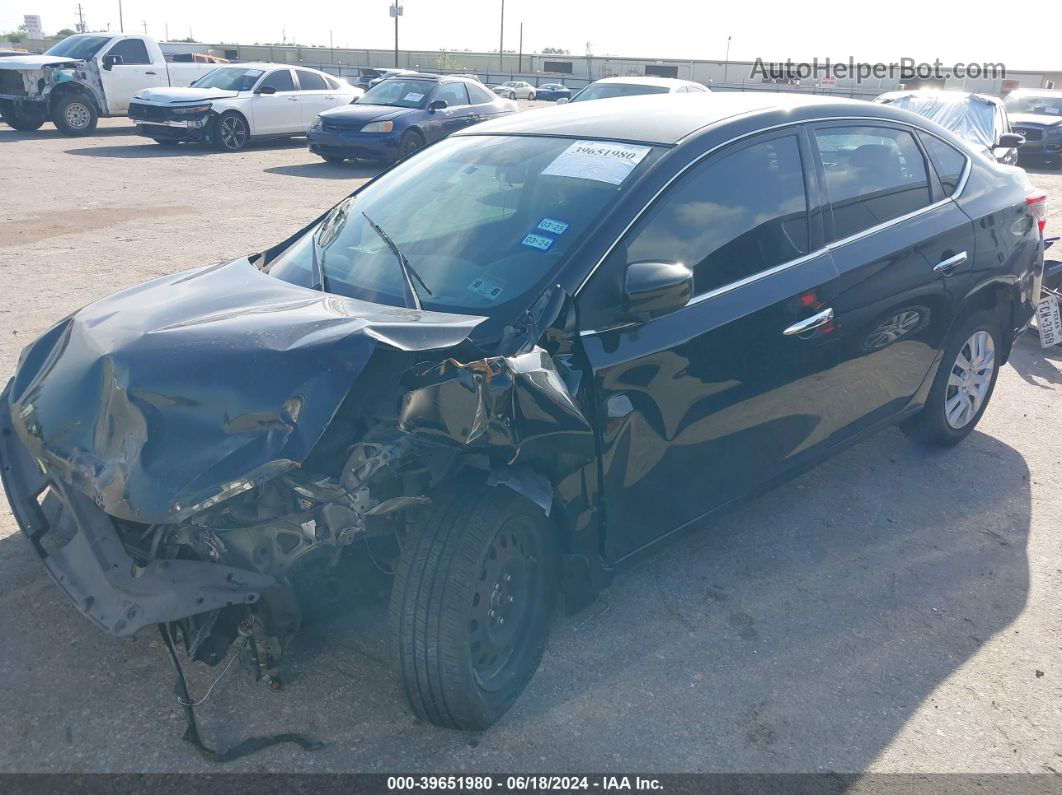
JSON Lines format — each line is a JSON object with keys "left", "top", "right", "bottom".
{"left": 56, "top": 28, "right": 77, "bottom": 37}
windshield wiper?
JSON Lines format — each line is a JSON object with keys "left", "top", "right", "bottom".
{"left": 361, "top": 212, "right": 432, "bottom": 310}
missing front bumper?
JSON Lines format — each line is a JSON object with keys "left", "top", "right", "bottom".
{"left": 0, "top": 383, "right": 275, "bottom": 636}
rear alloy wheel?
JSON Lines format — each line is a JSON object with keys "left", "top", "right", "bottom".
{"left": 3, "top": 110, "right": 45, "bottom": 131}
{"left": 397, "top": 129, "right": 425, "bottom": 160}
{"left": 901, "top": 310, "right": 1001, "bottom": 446}
{"left": 390, "top": 479, "right": 558, "bottom": 729}
{"left": 213, "top": 111, "right": 250, "bottom": 151}
{"left": 51, "top": 94, "right": 98, "bottom": 135}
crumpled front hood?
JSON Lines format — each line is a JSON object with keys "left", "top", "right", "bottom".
{"left": 134, "top": 86, "right": 240, "bottom": 104}
{"left": 0, "top": 55, "right": 84, "bottom": 70}
{"left": 7, "top": 258, "right": 485, "bottom": 524}
{"left": 320, "top": 104, "right": 417, "bottom": 124}
{"left": 1009, "top": 113, "right": 1062, "bottom": 128}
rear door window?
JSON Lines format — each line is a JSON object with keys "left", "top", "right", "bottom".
{"left": 106, "top": 38, "right": 151, "bottom": 65}
{"left": 295, "top": 69, "right": 328, "bottom": 91}
{"left": 467, "top": 83, "right": 496, "bottom": 104}
{"left": 813, "top": 125, "right": 932, "bottom": 240}
{"left": 436, "top": 82, "right": 470, "bottom": 106}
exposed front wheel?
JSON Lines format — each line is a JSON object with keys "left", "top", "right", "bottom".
{"left": 51, "top": 95, "right": 98, "bottom": 135}
{"left": 390, "top": 479, "right": 558, "bottom": 729}
{"left": 900, "top": 310, "right": 1001, "bottom": 446}
{"left": 212, "top": 111, "right": 250, "bottom": 151}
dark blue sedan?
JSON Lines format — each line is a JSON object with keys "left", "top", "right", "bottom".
{"left": 534, "top": 83, "right": 572, "bottom": 102}
{"left": 307, "top": 74, "right": 517, "bottom": 163}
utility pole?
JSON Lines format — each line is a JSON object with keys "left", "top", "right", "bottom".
{"left": 77, "top": 3, "right": 86, "bottom": 33}
{"left": 165, "top": 23, "right": 169, "bottom": 40}
{"left": 393, "top": 0, "right": 400, "bottom": 67}
{"left": 723, "top": 35, "right": 732, "bottom": 82}
{"left": 498, "top": 0, "right": 504, "bottom": 71}
{"left": 330, "top": 29, "right": 334, "bottom": 64}
{"left": 518, "top": 21, "right": 523, "bottom": 73}
{"left": 142, "top": 20, "right": 147, "bottom": 35}
{"left": 118, "top": 0, "right": 124, "bottom": 32}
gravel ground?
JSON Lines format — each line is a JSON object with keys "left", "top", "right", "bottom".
{"left": 0, "top": 112, "right": 1061, "bottom": 774}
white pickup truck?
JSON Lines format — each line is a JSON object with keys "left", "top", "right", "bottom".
{"left": 0, "top": 34, "right": 220, "bottom": 135}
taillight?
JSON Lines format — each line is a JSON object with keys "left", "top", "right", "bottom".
{"left": 1027, "top": 192, "right": 1047, "bottom": 236}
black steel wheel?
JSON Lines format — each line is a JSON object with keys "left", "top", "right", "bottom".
{"left": 390, "top": 477, "right": 558, "bottom": 729}
{"left": 51, "top": 94, "right": 98, "bottom": 135}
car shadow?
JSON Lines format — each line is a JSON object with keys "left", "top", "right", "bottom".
{"left": 0, "top": 412, "right": 1032, "bottom": 771}
{"left": 63, "top": 137, "right": 308, "bottom": 158}
{"left": 1018, "top": 162, "right": 1061, "bottom": 176}
{"left": 1007, "top": 331, "right": 1062, "bottom": 389}
{"left": 0, "top": 125, "right": 135, "bottom": 141}
{"left": 264, "top": 161, "right": 388, "bottom": 180}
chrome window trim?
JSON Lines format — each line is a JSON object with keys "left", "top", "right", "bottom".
{"left": 574, "top": 114, "right": 973, "bottom": 318}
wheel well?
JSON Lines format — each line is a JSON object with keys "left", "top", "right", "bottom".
{"left": 403, "top": 126, "right": 425, "bottom": 141}
{"left": 961, "top": 282, "right": 1015, "bottom": 361}
{"left": 50, "top": 84, "right": 100, "bottom": 114}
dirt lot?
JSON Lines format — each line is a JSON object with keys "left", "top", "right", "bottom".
{"left": 1, "top": 114, "right": 1061, "bottom": 774}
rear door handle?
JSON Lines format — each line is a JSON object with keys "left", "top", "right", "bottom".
{"left": 933, "top": 251, "right": 968, "bottom": 274}
{"left": 784, "top": 307, "right": 834, "bottom": 336}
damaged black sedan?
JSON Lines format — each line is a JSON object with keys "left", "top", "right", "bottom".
{"left": 0, "top": 93, "right": 1045, "bottom": 734}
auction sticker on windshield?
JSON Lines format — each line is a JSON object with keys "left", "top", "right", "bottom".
{"left": 541, "top": 140, "right": 651, "bottom": 185}
{"left": 403, "top": 92, "right": 425, "bottom": 102}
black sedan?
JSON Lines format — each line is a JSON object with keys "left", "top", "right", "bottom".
{"left": 534, "top": 82, "right": 572, "bottom": 101}
{"left": 0, "top": 94, "right": 1046, "bottom": 738}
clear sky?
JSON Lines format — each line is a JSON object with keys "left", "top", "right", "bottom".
{"left": 3, "top": 0, "right": 1059, "bottom": 70}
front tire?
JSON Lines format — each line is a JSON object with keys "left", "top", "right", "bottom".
{"left": 509, "top": 91, "right": 517, "bottom": 100}
{"left": 397, "top": 129, "right": 425, "bottom": 160}
{"left": 51, "top": 94, "right": 98, "bottom": 135}
{"left": 901, "top": 310, "right": 1001, "bottom": 446}
{"left": 528, "top": 91, "right": 536, "bottom": 101}
{"left": 390, "top": 479, "right": 559, "bottom": 730}
{"left": 212, "top": 111, "right": 250, "bottom": 151}
{"left": 3, "top": 110, "right": 45, "bottom": 131}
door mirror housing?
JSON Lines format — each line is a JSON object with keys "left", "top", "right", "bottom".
{"left": 555, "top": 97, "right": 569, "bottom": 105}
{"left": 997, "top": 132, "right": 1025, "bottom": 148}
{"left": 101, "top": 54, "right": 122, "bottom": 70}
{"left": 623, "top": 261, "right": 694, "bottom": 320}
{"left": 428, "top": 99, "right": 447, "bottom": 112}
{"left": 255, "top": 84, "right": 277, "bottom": 95}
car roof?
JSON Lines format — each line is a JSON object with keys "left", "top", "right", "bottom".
{"left": 591, "top": 76, "right": 699, "bottom": 87}
{"left": 1007, "top": 88, "right": 1062, "bottom": 97}
{"left": 222, "top": 62, "right": 326, "bottom": 73}
{"left": 878, "top": 89, "right": 1002, "bottom": 107}
{"left": 458, "top": 92, "right": 883, "bottom": 145}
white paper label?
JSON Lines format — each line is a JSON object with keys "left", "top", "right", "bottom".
{"left": 541, "top": 140, "right": 651, "bottom": 185}
{"left": 403, "top": 92, "right": 424, "bottom": 102}
{"left": 1036, "top": 294, "right": 1062, "bottom": 347}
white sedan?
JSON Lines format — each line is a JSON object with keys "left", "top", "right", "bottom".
{"left": 128, "top": 63, "right": 362, "bottom": 150}
{"left": 492, "top": 80, "right": 536, "bottom": 100}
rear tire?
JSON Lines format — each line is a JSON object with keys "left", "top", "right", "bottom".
{"left": 51, "top": 94, "right": 98, "bottom": 135}
{"left": 390, "top": 478, "right": 559, "bottom": 730}
{"left": 528, "top": 91, "right": 536, "bottom": 101}
{"left": 900, "top": 310, "right": 1001, "bottom": 447}
{"left": 3, "top": 110, "right": 45, "bottom": 131}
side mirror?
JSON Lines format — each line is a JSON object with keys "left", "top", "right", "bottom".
{"left": 428, "top": 99, "right": 447, "bottom": 112}
{"left": 624, "top": 261, "right": 694, "bottom": 320}
{"left": 255, "top": 84, "right": 277, "bottom": 95}
{"left": 555, "top": 97, "right": 569, "bottom": 105}
{"left": 997, "top": 132, "right": 1025, "bottom": 148}
{"left": 101, "top": 54, "right": 122, "bottom": 70}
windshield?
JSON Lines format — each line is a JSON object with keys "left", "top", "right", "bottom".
{"left": 357, "top": 78, "right": 435, "bottom": 108}
{"left": 191, "top": 67, "right": 264, "bottom": 91}
{"left": 266, "top": 135, "right": 656, "bottom": 315}
{"left": 572, "top": 82, "right": 671, "bottom": 102}
{"left": 44, "top": 35, "right": 111, "bottom": 59}
{"left": 887, "top": 96, "right": 996, "bottom": 149}
{"left": 1004, "top": 94, "right": 1062, "bottom": 117}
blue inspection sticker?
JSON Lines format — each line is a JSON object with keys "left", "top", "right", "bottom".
{"left": 521, "top": 233, "right": 555, "bottom": 252}
{"left": 536, "top": 217, "right": 569, "bottom": 235}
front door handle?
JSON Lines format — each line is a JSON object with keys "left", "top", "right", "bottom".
{"left": 784, "top": 307, "right": 834, "bottom": 336}
{"left": 933, "top": 251, "right": 968, "bottom": 274}
{"left": 145, "top": 71, "right": 157, "bottom": 75}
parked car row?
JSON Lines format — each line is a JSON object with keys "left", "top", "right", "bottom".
{"left": 1, "top": 92, "right": 1048, "bottom": 739}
